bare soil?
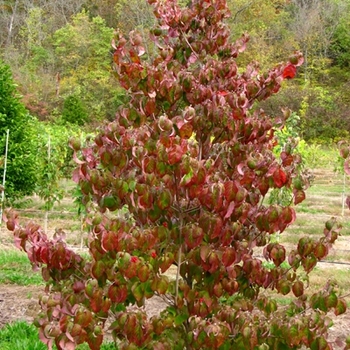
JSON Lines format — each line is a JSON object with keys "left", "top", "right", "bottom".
{"left": 0, "top": 284, "right": 43, "bottom": 329}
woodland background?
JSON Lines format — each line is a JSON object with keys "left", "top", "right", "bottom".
{"left": 1, "top": 0, "right": 350, "bottom": 201}
{"left": 1, "top": 0, "right": 350, "bottom": 135}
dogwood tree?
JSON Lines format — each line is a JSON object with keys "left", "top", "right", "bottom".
{"left": 6, "top": 1, "right": 348, "bottom": 349}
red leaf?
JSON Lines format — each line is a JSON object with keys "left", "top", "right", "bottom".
{"left": 123, "top": 261, "right": 138, "bottom": 279}
{"left": 273, "top": 168, "right": 288, "bottom": 188}
{"left": 168, "top": 144, "right": 183, "bottom": 165}
{"left": 282, "top": 64, "right": 297, "bottom": 79}
{"left": 184, "top": 225, "right": 204, "bottom": 249}
{"left": 138, "top": 192, "right": 153, "bottom": 209}
{"left": 108, "top": 283, "right": 128, "bottom": 303}
{"left": 73, "top": 151, "right": 85, "bottom": 165}
{"left": 220, "top": 228, "right": 234, "bottom": 246}
{"left": 222, "top": 247, "right": 236, "bottom": 267}
{"left": 179, "top": 122, "right": 193, "bottom": 139}
{"left": 314, "top": 243, "right": 328, "bottom": 259}
{"left": 281, "top": 153, "right": 294, "bottom": 166}
{"left": 159, "top": 252, "right": 174, "bottom": 273}
{"left": 292, "top": 280, "right": 304, "bottom": 297}
{"left": 267, "top": 206, "right": 280, "bottom": 223}
{"left": 294, "top": 189, "right": 306, "bottom": 205}
{"left": 73, "top": 281, "right": 85, "bottom": 293}
{"left": 143, "top": 157, "right": 156, "bottom": 174}
{"left": 129, "top": 49, "right": 141, "bottom": 63}
{"left": 145, "top": 98, "right": 156, "bottom": 116}
{"left": 87, "top": 333, "right": 103, "bottom": 350}
{"left": 270, "top": 245, "right": 286, "bottom": 267}
{"left": 200, "top": 245, "right": 210, "bottom": 262}
{"left": 208, "top": 251, "right": 220, "bottom": 273}
{"left": 224, "top": 201, "right": 235, "bottom": 219}
{"left": 288, "top": 250, "right": 301, "bottom": 269}
{"left": 90, "top": 292, "right": 103, "bottom": 313}
{"left": 101, "top": 231, "right": 118, "bottom": 252}
{"left": 39, "top": 329, "right": 54, "bottom": 348}
{"left": 237, "top": 163, "right": 246, "bottom": 176}
{"left": 302, "top": 255, "right": 317, "bottom": 273}
{"left": 281, "top": 207, "right": 296, "bottom": 225}
{"left": 39, "top": 246, "right": 49, "bottom": 264}
{"left": 224, "top": 181, "right": 237, "bottom": 202}
{"left": 211, "top": 217, "right": 223, "bottom": 240}
{"left": 213, "top": 282, "right": 223, "bottom": 297}
{"left": 74, "top": 309, "right": 93, "bottom": 328}
{"left": 6, "top": 218, "right": 16, "bottom": 231}
{"left": 326, "top": 292, "right": 338, "bottom": 308}
{"left": 258, "top": 178, "right": 269, "bottom": 196}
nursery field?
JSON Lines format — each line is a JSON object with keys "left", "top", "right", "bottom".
{"left": 1, "top": 164, "right": 350, "bottom": 349}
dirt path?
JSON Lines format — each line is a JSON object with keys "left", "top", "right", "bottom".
{"left": 0, "top": 285, "right": 42, "bottom": 329}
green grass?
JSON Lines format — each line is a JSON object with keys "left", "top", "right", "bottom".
{"left": 309, "top": 268, "right": 350, "bottom": 294}
{"left": 0, "top": 321, "right": 117, "bottom": 350}
{"left": 0, "top": 250, "right": 43, "bottom": 285}
{"left": 296, "top": 205, "right": 325, "bottom": 215}
{"left": 0, "top": 321, "right": 47, "bottom": 350}
{"left": 262, "top": 261, "right": 291, "bottom": 270}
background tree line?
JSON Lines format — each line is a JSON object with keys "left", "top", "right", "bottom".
{"left": 1, "top": 0, "right": 349, "bottom": 138}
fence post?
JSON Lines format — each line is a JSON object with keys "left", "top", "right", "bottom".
{"left": 44, "top": 134, "right": 51, "bottom": 233}
{"left": 0, "top": 129, "right": 10, "bottom": 225}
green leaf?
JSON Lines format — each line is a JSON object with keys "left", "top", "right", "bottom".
{"left": 166, "top": 306, "right": 177, "bottom": 317}
{"left": 143, "top": 280, "right": 154, "bottom": 299}
{"left": 219, "top": 341, "right": 232, "bottom": 350}
{"left": 174, "top": 314, "right": 188, "bottom": 326}
{"left": 326, "top": 292, "right": 338, "bottom": 308}
{"left": 180, "top": 168, "right": 193, "bottom": 186}
{"left": 302, "top": 254, "right": 317, "bottom": 273}
{"left": 91, "top": 260, "right": 105, "bottom": 279}
{"left": 129, "top": 180, "right": 136, "bottom": 191}
{"left": 289, "top": 325, "right": 299, "bottom": 340}
{"left": 131, "top": 282, "right": 144, "bottom": 303}
{"left": 157, "top": 190, "right": 173, "bottom": 210}
{"left": 335, "top": 298, "right": 347, "bottom": 315}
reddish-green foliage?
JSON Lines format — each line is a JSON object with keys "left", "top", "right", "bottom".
{"left": 6, "top": 1, "right": 348, "bottom": 349}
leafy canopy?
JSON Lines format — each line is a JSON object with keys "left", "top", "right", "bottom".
{"left": 53, "top": 11, "right": 122, "bottom": 121}
{"left": 0, "top": 60, "right": 39, "bottom": 200}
